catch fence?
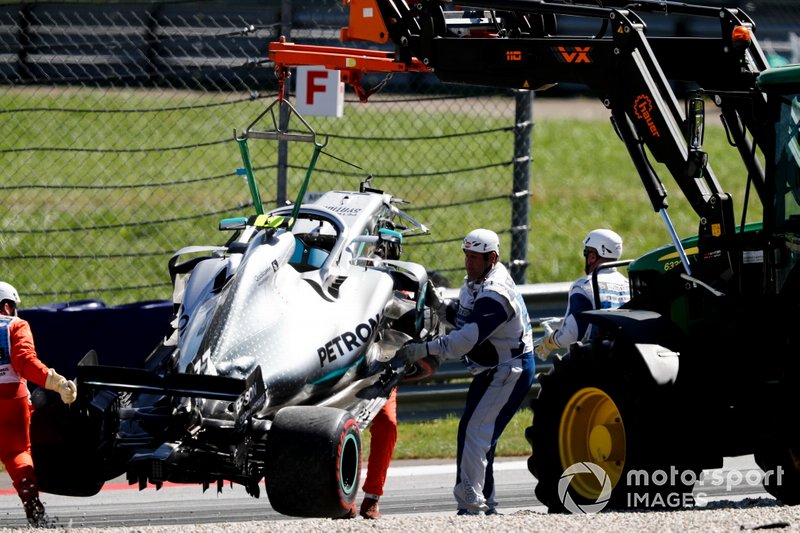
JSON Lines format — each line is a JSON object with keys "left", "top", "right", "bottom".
{"left": 0, "top": 0, "right": 532, "bottom": 306}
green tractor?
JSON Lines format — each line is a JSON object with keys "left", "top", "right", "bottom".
{"left": 529, "top": 63, "right": 800, "bottom": 510}
{"left": 515, "top": 19, "right": 800, "bottom": 514}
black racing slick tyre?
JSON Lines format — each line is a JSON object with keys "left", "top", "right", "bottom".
{"left": 526, "top": 340, "right": 696, "bottom": 513}
{"left": 30, "top": 388, "right": 120, "bottom": 496}
{"left": 264, "top": 406, "right": 361, "bottom": 518}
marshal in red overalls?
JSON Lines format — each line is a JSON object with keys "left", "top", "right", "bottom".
{"left": 0, "top": 281, "right": 77, "bottom": 527}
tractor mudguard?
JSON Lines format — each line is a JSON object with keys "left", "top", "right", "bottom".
{"left": 582, "top": 308, "right": 683, "bottom": 386}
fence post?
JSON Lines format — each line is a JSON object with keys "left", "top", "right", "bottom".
{"left": 15, "top": 4, "right": 32, "bottom": 82}
{"left": 144, "top": 5, "right": 163, "bottom": 86}
{"left": 510, "top": 89, "right": 532, "bottom": 284}
{"left": 276, "top": 0, "right": 293, "bottom": 207}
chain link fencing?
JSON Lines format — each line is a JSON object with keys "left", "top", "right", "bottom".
{"left": 0, "top": 0, "right": 533, "bottom": 306}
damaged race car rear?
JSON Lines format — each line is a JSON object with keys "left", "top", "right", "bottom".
{"left": 29, "top": 100, "right": 441, "bottom": 518}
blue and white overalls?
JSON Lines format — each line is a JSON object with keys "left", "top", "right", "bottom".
{"left": 426, "top": 262, "right": 535, "bottom": 514}
{"left": 551, "top": 267, "right": 630, "bottom": 349}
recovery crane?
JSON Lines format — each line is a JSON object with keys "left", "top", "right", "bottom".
{"left": 268, "top": 0, "right": 800, "bottom": 511}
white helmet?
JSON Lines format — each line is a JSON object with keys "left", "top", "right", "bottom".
{"left": 462, "top": 228, "right": 500, "bottom": 255}
{"left": 583, "top": 229, "right": 623, "bottom": 259}
{"left": 0, "top": 281, "right": 21, "bottom": 304}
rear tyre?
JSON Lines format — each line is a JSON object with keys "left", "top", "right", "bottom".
{"left": 527, "top": 340, "right": 695, "bottom": 512}
{"left": 30, "top": 388, "right": 120, "bottom": 496}
{"left": 265, "top": 406, "right": 361, "bottom": 518}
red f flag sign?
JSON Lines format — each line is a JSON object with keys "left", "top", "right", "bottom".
{"left": 295, "top": 66, "right": 345, "bottom": 117}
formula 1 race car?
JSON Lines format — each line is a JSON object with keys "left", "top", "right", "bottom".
{"left": 29, "top": 103, "right": 441, "bottom": 519}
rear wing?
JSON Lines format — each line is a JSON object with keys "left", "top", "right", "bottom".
{"left": 77, "top": 350, "right": 264, "bottom": 406}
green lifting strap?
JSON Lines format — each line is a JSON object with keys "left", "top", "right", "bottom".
{"left": 237, "top": 139, "right": 264, "bottom": 215}
{"left": 235, "top": 98, "right": 328, "bottom": 222}
{"left": 289, "top": 140, "right": 324, "bottom": 230}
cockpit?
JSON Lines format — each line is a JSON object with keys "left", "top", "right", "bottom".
{"left": 285, "top": 211, "right": 342, "bottom": 273}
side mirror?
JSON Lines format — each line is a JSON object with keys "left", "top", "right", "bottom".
{"left": 686, "top": 95, "right": 708, "bottom": 180}
{"left": 352, "top": 229, "right": 403, "bottom": 246}
{"left": 219, "top": 217, "right": 248, "bottom": 231}
{"left": 687, "top": 95, "right": 705, "bottom": 150}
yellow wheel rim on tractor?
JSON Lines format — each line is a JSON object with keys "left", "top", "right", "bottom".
{"left": 559, "top": 387, "right": 626, "bottom": 499}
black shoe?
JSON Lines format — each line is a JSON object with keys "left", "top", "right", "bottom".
{"left": 20, "top": 478, "right": 49, "bottom": 527}
{"left": 485, "top": 508, "right": 502, "bottom": 515}
{"left": 24, "top": 495, "right": 48, "bottom": 527}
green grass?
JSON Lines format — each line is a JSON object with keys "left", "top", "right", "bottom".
{"left": 3, "top": 88, "right": 764, "bottom": 305}
{"left": 362, "top": 408, "right": 534, "bottom": 460}
{"left": 4, "top": 89, "right": 521, "bottom": 304}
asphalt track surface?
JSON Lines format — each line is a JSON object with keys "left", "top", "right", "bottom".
{"left": 0, "top": 455, "right": 784, "bottom": 529}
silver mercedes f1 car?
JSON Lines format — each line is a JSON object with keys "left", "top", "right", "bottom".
{"left": 29, "top": 104, "right": 441, "bottom": 519}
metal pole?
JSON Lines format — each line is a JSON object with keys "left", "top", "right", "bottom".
{"left": 276, "top": 0, "right": 292, "bottom": 207}
{"left": 510, "top": 90, "right": 532, "bottom": 284}
{"left": 659, "top": 208, "right": 692, "bottom": 276}
{"left": 15, "top": 4, "right": 32, "bottom": 83}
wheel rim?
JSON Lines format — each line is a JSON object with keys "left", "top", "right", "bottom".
{"left": 339, "top": 432, "right": 360, "bottom": 496}
{"left": 559, "top": 386, "right": 625, "bottom": 499}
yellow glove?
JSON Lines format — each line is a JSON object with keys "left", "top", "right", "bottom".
{"left": 45, "top": 368, "right": 78, "bottom": 404}
{"left": 533, "top": 332, "right": 560, "bottom": 361}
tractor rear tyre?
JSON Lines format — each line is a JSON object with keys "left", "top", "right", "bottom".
{"left": 755, "top": 445, "right": 800, "bottom": 504}
{"left": 526, "top": 340, "right": 696, "bottom": 512}
{"left": 264, "top": 406, "right": 361, "bottom": 518}
{"left": 754, "top": 317, "right": 800, "bottom": 505}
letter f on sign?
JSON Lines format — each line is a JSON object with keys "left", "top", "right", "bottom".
{"left": 296, "top": 66, "right": 344, "bottom": 117}
{"left": 307, "top": 70, "right": 327, "bottom": 105}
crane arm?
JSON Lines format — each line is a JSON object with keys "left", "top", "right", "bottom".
{"left": 268, "top": 0, "right": 771, "bottom": 244}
